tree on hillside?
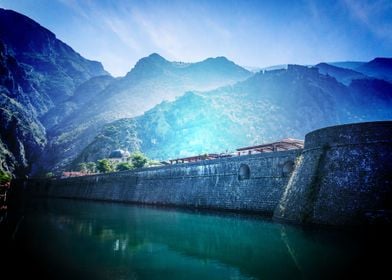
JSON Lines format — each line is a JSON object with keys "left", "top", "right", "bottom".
{"left": 78, "top": 162, "right": 87, "bottom": 173}
{"left": 96, "top": 159, "right": 113, "bottom": 173}
{"left": 131, "top": 152, "right": 148, "bottom": 168}
{"left": 116, "top": 162, "right": 134, "bottom": 171}
{"left": 78, "top": 162, "right": 96, "bottom": 173}
{"left": 86, "top": 162, "right": 96, "bottom": 173}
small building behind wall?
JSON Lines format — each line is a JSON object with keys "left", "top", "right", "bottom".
{"left": 236, "top": 138, "right": 304, "bottom": 156}
{"left": 169, "top": 154, "right": 221, "bottom": 164}
{"left": 108, "top": 149, "right": 131, "bottom": 163}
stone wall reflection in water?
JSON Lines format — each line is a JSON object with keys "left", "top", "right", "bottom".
{"left": 7, "top": 198, "right": 389, "bottom": 279}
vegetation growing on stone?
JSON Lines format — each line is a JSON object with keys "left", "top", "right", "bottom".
{"left": 77, "top": 162, "right": 96, "bottom": 174}
{"left": 75, "top": 152, "right": 149, "bottom": 174}
{"left": 0, "top": 170, "right": 11, "bottom": 185}
{"left": 131, "top": 152, "right": 148, "bottom": 169}
{"left": 86, "top": 162, "right": 97, "bottom": 173}
{"left": 116, "top": 162, "right": 134, "bottom": 171}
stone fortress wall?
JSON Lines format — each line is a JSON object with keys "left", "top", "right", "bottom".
{"left": 17, "top": 121, "right": 392, "bottom": 226}
{"left": 273, "top": 121, "right": 392, "bottom": 225}
{"left": 25, "top": 149, "right": 301, "bottom": 215}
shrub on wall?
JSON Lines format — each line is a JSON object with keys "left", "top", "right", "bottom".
{"left": 96, "top": 159, "right": 114, "bottom": 173}
{"left": 131, "top": 152, "right": 148, "bottom": 168}
{"left": 116, "top": 162, "right": 134, "bottom": 171}
{"left": 0, "top": 170, "right": 11, "bottom": 185}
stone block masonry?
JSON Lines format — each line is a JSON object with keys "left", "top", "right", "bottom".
{"left": 273, "top": 121, "right": 392, "bottom": 225}
{"left": 15, "top": 121, "right": 392, "bottom": 226}
{"left": 24, "top": 150, "right": 301, "bottom": 215}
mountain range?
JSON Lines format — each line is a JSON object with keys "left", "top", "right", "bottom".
{"left": 0, "top": 8, "right": 391, "bottom": 176}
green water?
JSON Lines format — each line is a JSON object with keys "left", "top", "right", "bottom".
{"left": 1, "top": 198, "right": 390, "bottom": 279}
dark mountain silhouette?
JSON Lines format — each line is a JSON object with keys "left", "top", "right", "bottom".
{"left": 314, "top": 63, "right": 367, "bottom": 85}
{"left": 356, "top": 57, "right": 392, "bottom": 82}
{"left": 328, "top": 61, "right": 365, "bottom": 70}
{"left": 0, "top": 9, "right": 108, "bottom": 107}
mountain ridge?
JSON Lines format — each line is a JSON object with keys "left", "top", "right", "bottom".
{"left": 40, "top": 52, "right": 252, "bottom": 172}
{"left": 314, "top": 63, "right": 367, "bottom": 85}
{"left": 1, "top": 8, "right": 391, "bottom": 176}
{"left": 356, "top": 57, "right": 392, "bottom": 81}
{"left": 74, "top": 64, "right": 392, "bottom": 164}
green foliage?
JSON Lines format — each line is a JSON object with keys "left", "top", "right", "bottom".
{"left": 86, "top": 162, "right": 96, "bottom": 173}
{"left": 78, "top": 162, "right": 87, "bottom": 173}
{"left": 45, "top": 172, "right": 54, "bottom": 178}
{"left": 131, "top": 152, "right": 148, "bottom": 168}
{"left": 93, "top": 153, "right": 148, "bottom": 173}
{"left": 96, "top": 159, "right": 114, "bottom": 173}
{"left": 103, "top": 125, "right": 119, "bottom": 137}
{"left": 0, "top": 170, "right": 12, "bottom": 185}
{"left": 78, "top": 162, "right": 97, "bottom": 173}
{"left": 116, "top": 162, "right": 134, "bottom": 171}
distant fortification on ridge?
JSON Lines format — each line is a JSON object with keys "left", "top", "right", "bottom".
{"left": 13, "top": 121, "right": 392, "bottom": 226}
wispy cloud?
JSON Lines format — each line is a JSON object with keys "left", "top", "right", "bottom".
{"left": 58, "top": 0, "right": 91, "bottom": 21}
{"left": 343, "top": 0, "right": 392, "bottom": 40}
{"left": 204, "top": 18, "right": 232, "bottom": 41}
{"left": 60, "top": 0, "right": 141, "bottom": 52}
{"left": 131, "top": 7, "right": 182, "bottom": 58}
{"left": 130, "top": 3, "right": 234, "bottom": 62}
{"left": 102, "top": 16, "right": 142, "bottom": 53}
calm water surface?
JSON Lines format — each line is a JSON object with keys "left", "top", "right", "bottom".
{"left": 1, "top": 198, "right": 390, "bottom": 279}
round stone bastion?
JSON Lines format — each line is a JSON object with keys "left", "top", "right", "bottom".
{"left": 273, "top": 121, "right": 392, "bottom": 226}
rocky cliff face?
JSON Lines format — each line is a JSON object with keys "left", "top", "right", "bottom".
{"left": 0, "top": 42, "right": 46, "bottom": 175}
{"left": 0, "top": 8, "right": 108, "bottom": 175}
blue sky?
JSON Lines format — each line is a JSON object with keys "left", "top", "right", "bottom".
{"left": 1, "top": 0, "right": 391, "bottom": 76}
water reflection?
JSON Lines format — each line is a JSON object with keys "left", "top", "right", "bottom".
{"left": 3, "top": 198, "right": 390, "bottom": 279}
